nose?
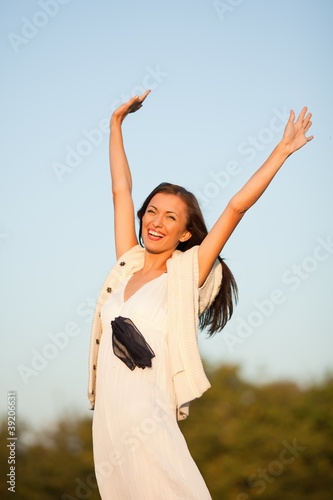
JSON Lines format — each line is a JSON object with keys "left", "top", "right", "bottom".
{"left": 152, "top": 214, "right": 163, "bottom": 227}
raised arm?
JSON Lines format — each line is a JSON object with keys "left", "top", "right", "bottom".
{"left": 110, "top": 90, "right": 151, "bottom": 259}
{"left": 198, "top": 107, "right": 314, "bottom": 286}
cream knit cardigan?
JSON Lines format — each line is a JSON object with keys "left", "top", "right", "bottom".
{"left": 88, "top": 244, "right": 222, "bottom": 420}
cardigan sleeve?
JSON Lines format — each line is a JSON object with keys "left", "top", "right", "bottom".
{"left": 198, "top": 258, "right": 223, "bottom": 315}
{"left": 167, "top": 246, "right": 222, "bottom": 420}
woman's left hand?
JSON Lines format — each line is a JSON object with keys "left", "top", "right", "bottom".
{"left": 282, "top": 107, "right": 314, "bottom": 154}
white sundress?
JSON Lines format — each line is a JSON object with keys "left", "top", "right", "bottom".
{"left": 92, "top": 273, "right": 212, "bottom": 500}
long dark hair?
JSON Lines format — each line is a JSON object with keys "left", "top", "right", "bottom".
{"left": 137, "top": 182, "right": 238, "bottom": 335}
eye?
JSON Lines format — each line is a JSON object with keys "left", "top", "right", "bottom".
{"left": 167, "top": 215, "right": 176, "bottom": 221}
{"left": 147, "top": 209, "right": 155, "bottom": 214}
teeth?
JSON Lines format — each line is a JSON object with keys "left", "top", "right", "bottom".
{"left": 149, "top": 230, "right": 163, "bottom": 238}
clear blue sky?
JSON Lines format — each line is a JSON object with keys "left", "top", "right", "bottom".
{"left": 1, "top": 0, "right": 332, "bottom": 431}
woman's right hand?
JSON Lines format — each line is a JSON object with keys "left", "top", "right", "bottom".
{"left": 111, "top": 90, "right": 151, "bottom": 124}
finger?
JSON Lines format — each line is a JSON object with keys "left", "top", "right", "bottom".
{"left": 287, "top": 109, "right": 295, "bottom": 124}
{"left": 306, "top": 134, "right": 314, "bottom": 142}
{"left": 134, "top": 89, "right": 151, "bottom": 104}
{"left": 303, "top": 112, "right": 312, "bottom": 125}
{"left": 296, "top": 106, "right": 308, "bottom": 123}
{"left": 304, "top": 120, "right": 312, "bottom": 133}
{"left": 138, "top": 90, "right": 151, "bottom": 103}
{"left": 139, "top": 89, "right": 151, "bottom": 102}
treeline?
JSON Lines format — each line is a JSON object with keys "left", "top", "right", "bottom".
{"left": 1, "top": 364, "right": 332, "bottom": 499}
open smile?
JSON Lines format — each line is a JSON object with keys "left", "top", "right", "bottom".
{"left": 147, "top": 229, "right": 165, "bottom": 241}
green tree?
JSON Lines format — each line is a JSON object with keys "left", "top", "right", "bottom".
{"left": 180, "top": 364, "right": 333, "bottom": 499}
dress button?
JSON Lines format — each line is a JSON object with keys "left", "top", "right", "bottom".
{"left": 98, "top": 312, "right": 101, "bottom": 318}
{"left": 106, "top": 287, "right": 112, "bottom": 293}
{"left": 119, "top": 261, "right": 126, "bottom": 266}
{"left": 93, "top": 364, "right": 96, "bottom": 370}
{"left": 96, "top": 339, "right": 100, "bottom": 344}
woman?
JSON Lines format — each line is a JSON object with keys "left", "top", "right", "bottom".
{"left": 89, "top": 90, "right": 313, "bottom": 499}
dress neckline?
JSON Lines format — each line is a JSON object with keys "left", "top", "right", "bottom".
{"left": 123, "top": 273, "right": 167, "bottom": 304}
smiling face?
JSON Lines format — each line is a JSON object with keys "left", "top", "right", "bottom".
{"left": 141, "top": 192, "right": 192, "bottom": 254}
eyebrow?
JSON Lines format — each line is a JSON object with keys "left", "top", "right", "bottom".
{"left": 148, "top": 205, "right": 178, "bottom": 216}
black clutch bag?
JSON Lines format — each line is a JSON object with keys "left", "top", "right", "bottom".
{"left": 111, "top": 316, "right": 155, "bottom": 370}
